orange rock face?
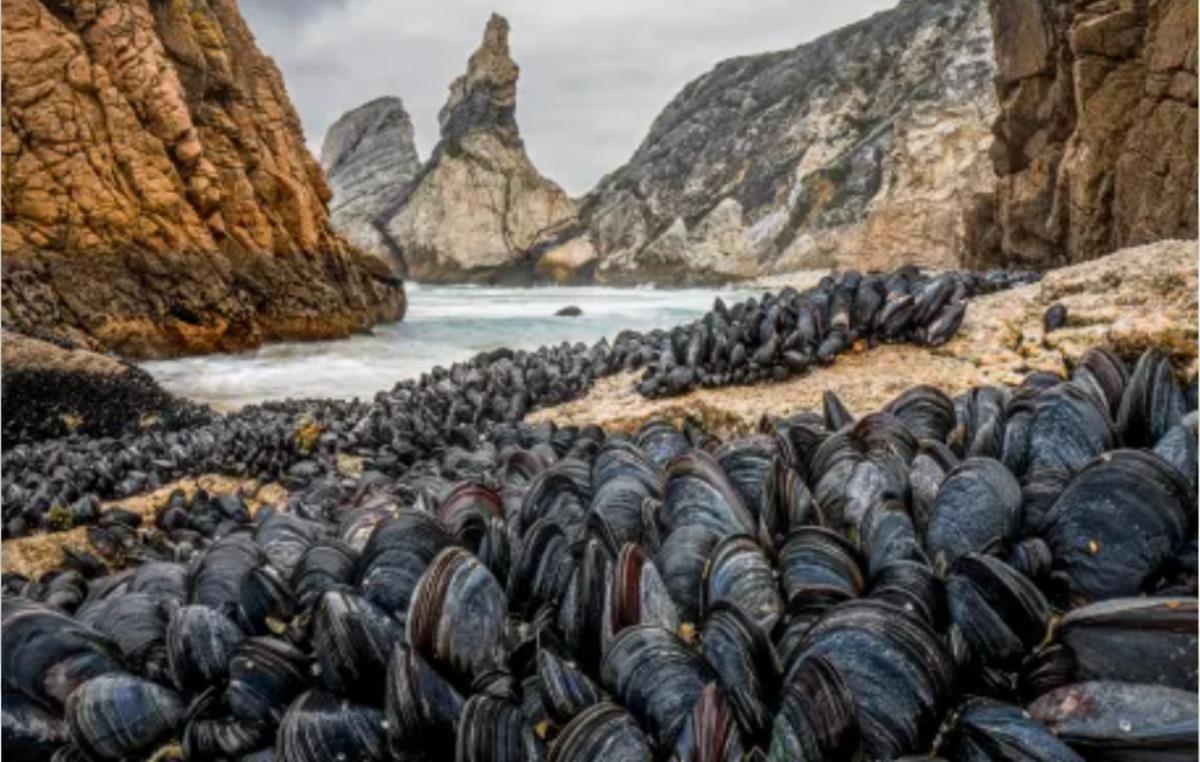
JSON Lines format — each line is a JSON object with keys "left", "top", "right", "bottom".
{"left": 975, "top": 0, "right": 1197, "bottom": 268}
{"left": 1, "top": 0, "right": 405, "bottom": 358}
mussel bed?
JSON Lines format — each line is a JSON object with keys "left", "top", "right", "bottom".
{"left": 1, "top": 266, "right": 1040, "bottom": 539}
{"left": 3, "top": 344, "right": 1197, "bottom": 761}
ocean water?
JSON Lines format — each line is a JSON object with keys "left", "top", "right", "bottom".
{"left": 141, "top": 284, "right": 752, "bottom": 409}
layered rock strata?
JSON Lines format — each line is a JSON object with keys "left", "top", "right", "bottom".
{"left": 973, "top": 0, "right": 1197, "bottom": 267}
{"left": 565, "top": 0, "right": 999, "bottom": 283}
{"left": 320, "top": 96, "right": 422, "bottom": 270}
{"left": 1, "top": 0, "right": 405, "bottom": 357}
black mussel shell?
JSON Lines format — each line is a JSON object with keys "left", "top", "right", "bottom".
{"left": 227, "top": 636, "right": 310, "bottom": 726}
{"left": 601, "top": 625, "right": 713, "bottom": 750}
{"left": 455, "top": 694, "right": 540, "bottom": 762}
{"left": 699, "top": 602, "right": 781, "bottom": 741}
{"left": 940, "top": 696, "right": 1082, "bottom": 761}
{"left": 603, "top": 543, "right": 680, "bottom": 655}
{"left": 3, "top": 690, "right": 69, "bottom": 759}
{"left": 672, "top": 682, "right": 745, "bottom": 762}
{"left": 787, "top": 600, "right": 954, "bottom": 759}
{"left": 767, "top": 654, "right": 859, "bottom": 762}
{"left": 1057, "top": 597, "right": 1197, "bottom": 691}
{"left": 1042, "top": 450, "right": 1192, "bottom": 602}
{"left": 778, "top": 527, "right": 864, "bottom": 616}
{"left": 537, "top": 647, "right": 601, "bottom": 727}
{"left": 313, "top": 590, "right": 401, "bottom": 703}
{"left": 357, "top": 512, "right": 454, "bottom": 619}
{"left": 701, "top": 535, "right": 782, "bottom": 632}
{"left": 385, "top": 643, "right": 464, "bottom": 756}
{"left": 546, "top": 702, "right": 651, "bottom": 762}
{"left": 66, "top": 673, "right": 186, "bottom": 760}
{"left": 925, "top": 457, "right": 1022, "bottom": 568}
{"left": 1028, "top": 681, "right": 1197, "bottom": 761}
{"left": 1116, "top": 348, "right": 1186, "bottom": 448}
{"left": 946, "top": 554, "right": 1050, "bottom": 670}
{"left": 408, "top": 547, "right": 509, "bottom": 688}
{"left": 2, "top": 598, "right": 122, "bottom": 711}
{"left": 166, "top": 604, "right": 245, "bottom": 695}
{"left": 275, "top": 690, "right": 387, "bottom": 762}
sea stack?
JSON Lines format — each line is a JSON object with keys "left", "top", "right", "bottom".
{"left": 322, "top": 97, "right": 422, "bottom": 272}
{"left": 0, "top": 0, "right": 405, "bottom": 358}
{"left": 383, "top": 14, "right": 581, "bottom": 283}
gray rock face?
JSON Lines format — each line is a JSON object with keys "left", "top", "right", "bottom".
{"left": 572, "top": 0, "right": 998, "bottom": 284}
{"left": 321, "top": 97, "right": 421, "bottom": 270}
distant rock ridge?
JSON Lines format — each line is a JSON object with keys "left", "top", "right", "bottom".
{"left": 321, "top": 97, "right": 422, "bottom": 270}
{"left": 566, "top": 0, "right": 1000, "bottom": 284}
{"left": 380, "top": 14, "right": 581, "bottom": 283}
{"left": 969, "top": 0, "right": 1197, "bottom": 268}
{"left": 0, "top": 0, "right": 405, "bottom": 358}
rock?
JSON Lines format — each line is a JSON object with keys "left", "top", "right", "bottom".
{"left": 565, "top": 0, "right": 998, "bottom": 284}
{"left": 382, "top": 14, "right": 579, "bottom": 283}
{"left": 973, "top": 0, "right": 1197, "bottom": 268}
{"left": 1, "top": 331, "right": 202, "bottom": 446}
{"left": 0, "top": 0, "right": 405, "bottom": 358}
{"left": 321, "top": 97, "right": 422, "bottom": 271}
{"left": 555, "top": 306, "right": 583, "bottom": 317}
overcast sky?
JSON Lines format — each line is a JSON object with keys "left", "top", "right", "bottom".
{"left": 240, "top": 0, "right": 895, "bottom": 196}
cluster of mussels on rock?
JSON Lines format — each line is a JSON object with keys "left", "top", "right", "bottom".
{"left": 2, "top": 342, "right": 1198, "bottom": 761}
{"left": 1, "top": 267, "right": 1036, "bottom": 540}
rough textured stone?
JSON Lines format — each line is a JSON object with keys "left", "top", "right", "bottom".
{"left": 321, "top": 96, "right": 421, "bottom": 270}
{"left": 1, "top": 0, "right": 406, "bottom": 357}
{"left": 973, "top": 0, "right": 1197, "bottom": 268}
{"left": 383, "top": 14, "right": 578, "bottom": 283}
{"left": 531, "top": 240, "right": 1198, "bottom": 434}
{"left": 560, "top": 0, "right": 998, "bottom": 284}
{"left": 1, "top": 331, "right": 191, "bottom": 444}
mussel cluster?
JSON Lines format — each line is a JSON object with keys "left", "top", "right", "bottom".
{"left": 4, "top": 346, "right": 1196, "bottom": 761}
{"left": 633, "top": 268, "right": 1039, "bottom": 398}
{"left": 1, "top": 267, "right": 1039, "bottom": 539}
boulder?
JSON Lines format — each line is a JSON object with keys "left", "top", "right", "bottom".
{"left": 1, "top": 331, "right": 204, "bottom": 446}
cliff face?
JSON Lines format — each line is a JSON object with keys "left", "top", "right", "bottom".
{"left": 566, "top": 0, "right": 998, "bottom": 284}
{"left": 321, "top": 96, "right": 421, "bottom": 271}
{"left": 381, "top": 14, "right": 580, "bottom": 283}
{"left": 1, "top": 0, "right": 405, "bottom": 358}
{"left": 975, "top": 0, "right": 1197, "bottom": 268}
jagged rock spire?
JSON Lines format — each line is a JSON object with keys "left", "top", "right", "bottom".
{"left": 438, "top": 13, "right": 520, "bottom": 143}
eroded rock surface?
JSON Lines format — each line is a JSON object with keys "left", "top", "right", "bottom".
{"left": 321, "top": 96, "right": 421, "bottom": 270}
{"left": 974, "top": 0, "right": 1197, "bottom": 268}
{"left": 563, "top": 0, "right": 998, "bottom": 284}
{"left": 383, "top": 14, "right": 579, "bottom": 283}
{"left": 1, "top": 0, "right": 405, "bottom": 357}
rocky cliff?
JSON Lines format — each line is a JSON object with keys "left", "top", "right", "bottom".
{"left": 1, "top": 0, "right": 405, "bottom": 358}
{"left": 972, "top": 0, "right": 1197, "bottom": 268}
{"left": 321, "top": 96, "right": 421, "bottom": 271}
{"left": 381, "top": 14, "right": 580, "bottom": 283}
{"left": 561, "top": 0, "right": 999, "bottom": 284}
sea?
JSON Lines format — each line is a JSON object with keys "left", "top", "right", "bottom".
{"left": 141, "top": 284, "right": 753, "bottom": 409}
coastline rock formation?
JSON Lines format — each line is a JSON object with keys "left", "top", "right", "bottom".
{"left": 320, "top": 96, "right": 421, "bottom": 270}
{"left": 381, "top": 14, "right": 580, "bottom": 283}
{"left": 972, "top": 0, "right": 1197, "bottom": 268}
{"left": 563, "top": 0, "right": 998, "bottom": 284}
{"left": 1, "top": 331, "right": 201, "bottom": 446}
{"left": 1, "top": 0, "right": 405, "bottom": 358}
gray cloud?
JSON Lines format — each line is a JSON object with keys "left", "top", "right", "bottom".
{"left": 240, "top": 0, "right": 895, "bottom": 195}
